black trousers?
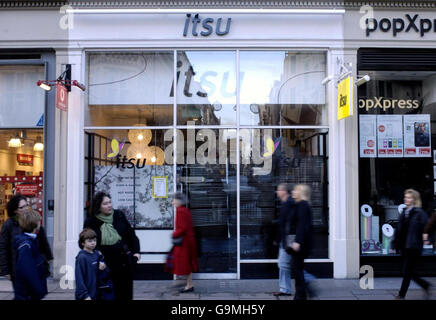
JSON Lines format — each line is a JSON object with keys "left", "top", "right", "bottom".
{"left": 290, "top": 253, "right": 306, "bottom": 300}
{"left": 101, "top": 244, "right": 134, "bottom": 301}
{"left": 399, "top": 249, "right": 429, "bottom": 297}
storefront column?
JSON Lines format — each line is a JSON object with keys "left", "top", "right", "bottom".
{"left": 329, "top": 49, "right": 360, "bottom": 279}
{"left": 53, "top": 49, "right": 84, "bottom": 280}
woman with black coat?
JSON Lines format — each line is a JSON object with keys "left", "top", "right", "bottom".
{"left": 393, "top": 189, "right": 430, "bottom": 300}
{"left": 286, "top": 184, "right": 313, "bottom": 300}
{"left": 84, "top": 192, "right": 140, "bottom": 300}
{"left": 0, "top": 194, "right": 52, "bottom": 282}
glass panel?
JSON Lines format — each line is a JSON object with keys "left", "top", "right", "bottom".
{"left": 86, "top": 52, "right": 174, "bottom": 126}
{"left": 240, "top": 128, "right": 329, "bottom": 259}
{"left": 86, "top": 129, "right": 174, "bottom": 229}
{"left": 358, "top": 71, "right": 436, "bottom": 256}
{"left": 176, "top": 128, "right": 237, "bottom": 273}
{"left": 177, "top": 51, "right": 236, "bottom": 126}
{"left": 240, "top": 51, "right": 326, "bottom": 126}
{"left": 0, "top": 66, "right": 45, "bottom": 128}
{"left": 0, "top": 129, "right": 44, "bottom": 228}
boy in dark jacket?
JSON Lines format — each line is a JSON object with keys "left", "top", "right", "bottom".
{"left": 13, "top": 210, "right": 49, "bottom": 300}
{"left": 75, "top": 228, "right": 114, "bottom": 300}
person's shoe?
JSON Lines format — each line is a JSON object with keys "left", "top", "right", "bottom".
{"left": 180, "top": 287, "right": 194, "bottom": 293}
{"left": 273, "top": 291, "right": 292, "bottom": 297}
{"left": 394, "top": 295, "right": 405, "bottom": 300}
{"left": 306, "top": 283, "right": 317, "bottom": 298}
{"left": 424, "top": 285, "right": 431, "bottom": 300}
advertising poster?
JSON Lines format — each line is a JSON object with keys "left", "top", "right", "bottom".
{"left": 404, "top": 114, "right": 431, "bottom": 157}
{"left": 359, "top": 115, "right": 377, "bottom": 157}
{"left": 377, "top": 115, "right": 403, "bottom": 158}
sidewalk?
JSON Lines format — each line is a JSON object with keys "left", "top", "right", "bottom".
{"left": 1, "top": 277, "right": 436, "bottom": 300}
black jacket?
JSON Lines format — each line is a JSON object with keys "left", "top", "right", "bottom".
{"left": 83, "top": 210, "right": 140, "bottom": 255}
{"left": 287, "top": 200, "right": 313, "bottom": 257}
{"left": 277, "top": 197, "right": 294, "bottom": 249}
{"left": 394, "top": 207, "right": 428, "bottom": 252}
{"left": 0, "top": 218, "right": 53, "bottom": 277}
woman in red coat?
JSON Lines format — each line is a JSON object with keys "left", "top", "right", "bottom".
{"left": 171, "top": 192, "right": 198, "bottom": 293}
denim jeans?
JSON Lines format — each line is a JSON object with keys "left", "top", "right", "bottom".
{"left": 278, "top": 245, "right": 316, "bottom": 294}
{"left": 278, "top": 245, "right": 292, "bottom": 294}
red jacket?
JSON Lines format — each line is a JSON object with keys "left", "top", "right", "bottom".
{"left": 172, "top": 206, "right": 198, "bottom": 275}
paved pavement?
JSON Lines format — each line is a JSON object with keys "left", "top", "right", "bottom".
{"left": 1, "top": 277, "right": 436, "bottom": 300}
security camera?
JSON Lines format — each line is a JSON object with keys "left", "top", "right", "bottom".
{"left": 355, "top": 75, "right": 370, "bottom": 87}
{"left": 321, "top": 75, "right": 333, "bottom": 85}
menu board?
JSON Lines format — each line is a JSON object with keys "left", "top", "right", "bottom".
{"left": 377, "top": 115, "right": 404, "bottom": 158}
{"left": 403, "top": 114, "right": 431, "bottom": 157}
{"left": 359, "top": 115, "right": 377, "bottom": 157}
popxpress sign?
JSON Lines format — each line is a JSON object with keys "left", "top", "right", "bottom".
{"left": 366, "top": 14, "right": 436, "bottom": 37}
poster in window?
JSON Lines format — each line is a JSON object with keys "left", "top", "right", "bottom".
{"left": 377, "top": 115, "right": 403, "bottom": 158}
{"left": 359, "top": 115, "right": 377, "bottom": 157}
{"left": 403, "top": 114, "right": 431, "bottom": 157}
{"left": 94, "top": 165, "right": 174, "bottom": 228}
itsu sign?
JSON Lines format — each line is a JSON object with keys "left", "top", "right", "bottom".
{"left": 56, "top": 83, "right": 68, "bottom": 111}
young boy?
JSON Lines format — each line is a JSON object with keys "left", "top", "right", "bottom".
{"left": 75, "top": 228, "right": 113, "bottom": 300}
{"left": 13, "top": 210, "right": 49, "bottom": 300}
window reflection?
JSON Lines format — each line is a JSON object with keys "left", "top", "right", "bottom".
{"left": 240, "top": 51, "right": 326, "bottom": 126}
{"left": 177, "top": 51, "right": 236, "bottom": 126}
{"left": 240, "top": 129, "right": 329, "bottom": 259}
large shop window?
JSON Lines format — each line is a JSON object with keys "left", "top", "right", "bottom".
{"left": 239, "top": 51, "right": 326, "bottom": 126}
{"left": 0, "top": 65, "right": 45, "bottom": 228}
{"left": 240, "top": 128, "right": 329, "bottom": 259}
{"left": 358, "top": 70, "right": 436, "bottom": 256}
{"left": 0, "top": 65, "right": 45, "bottom": 127}
{"left": 85, "top": 50, "right": 329, "bottom": 266}
{"left": 0, "top": 129, "right": 44, "bottom": 228}
{"left": 87, "top": 52, "right": 174, "bottom": 126}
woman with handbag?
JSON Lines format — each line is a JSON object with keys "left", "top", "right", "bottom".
{"left": 393, "top": 189, "right": 430, "bottom": 300}
{"left": 171, "top": 192, "right": 198, "bottom": 293}
{"left": 84, "top": 192, "right": 140, "bottom": 300}
{"left": 286, "top": 184, "right": 313, "bottom": 300}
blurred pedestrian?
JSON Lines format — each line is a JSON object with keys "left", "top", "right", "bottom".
{"left": 286, "top": 184, "right": 313, "bottom": 300}
{"left": 170, "top": 192, "right": 198, "bottom": 293}
{"left": 273, "top": 183, "right": 294, "bottom": 296}
{"left": 13, "top": 210, "right": 49, "bottom": 300}
{"left": 0, "top": 194, "right": 52, "bottom": 283}
{"left": 393, "top": 189, "right": 430, "bottom": 300}
{"left": 84, "top": 192, "right": 140, "bottom": 300}
{"left": 75, "top": 228, "right": 114, "bottom": 300}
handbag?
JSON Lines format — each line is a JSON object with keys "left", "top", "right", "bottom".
{"left": 96, "top": 252, "right": 115, "bottom": 301}
{"left": 172, "top": 236, "right": 184, "bottom": 246}
{"left": 285, "top": 234, "right": 297, "bottom": 254}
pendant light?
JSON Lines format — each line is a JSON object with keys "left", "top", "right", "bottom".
{"left": 8, "top": 134, "right": 22, "bottom": 148}
{"left": 33, "top": 136, "right": 44, "bottom": 152}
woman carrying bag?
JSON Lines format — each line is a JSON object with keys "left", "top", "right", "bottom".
{"left": 169, "top": 192, "right": 198, "bottom": 293}
{"left": 393, "top": 189, "right": 430, "bottom": 300}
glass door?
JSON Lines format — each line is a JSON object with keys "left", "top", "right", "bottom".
{"left": 177, "top": 128, "right": 237, "bottom": 277}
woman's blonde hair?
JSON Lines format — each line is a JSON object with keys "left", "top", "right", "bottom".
{"left": 295, "top": 184, "right": 311, "bottom": 202}
{"left": 404, "top": 189, "right": 422, "bottom": 208}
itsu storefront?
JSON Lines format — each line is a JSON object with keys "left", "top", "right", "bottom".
{"left": 55, "top": 7, "right": 361, "bottom": 280}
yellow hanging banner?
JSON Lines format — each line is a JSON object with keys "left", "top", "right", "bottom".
{"left": 337, "top": 76, "right": 353, "bottom": 120}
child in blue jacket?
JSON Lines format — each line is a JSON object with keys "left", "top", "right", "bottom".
{"left": 13, "top": 210, "right": 49, "bottom": 300}
{"left": 75, "top": 228, "right": 114, "bottom": 300}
